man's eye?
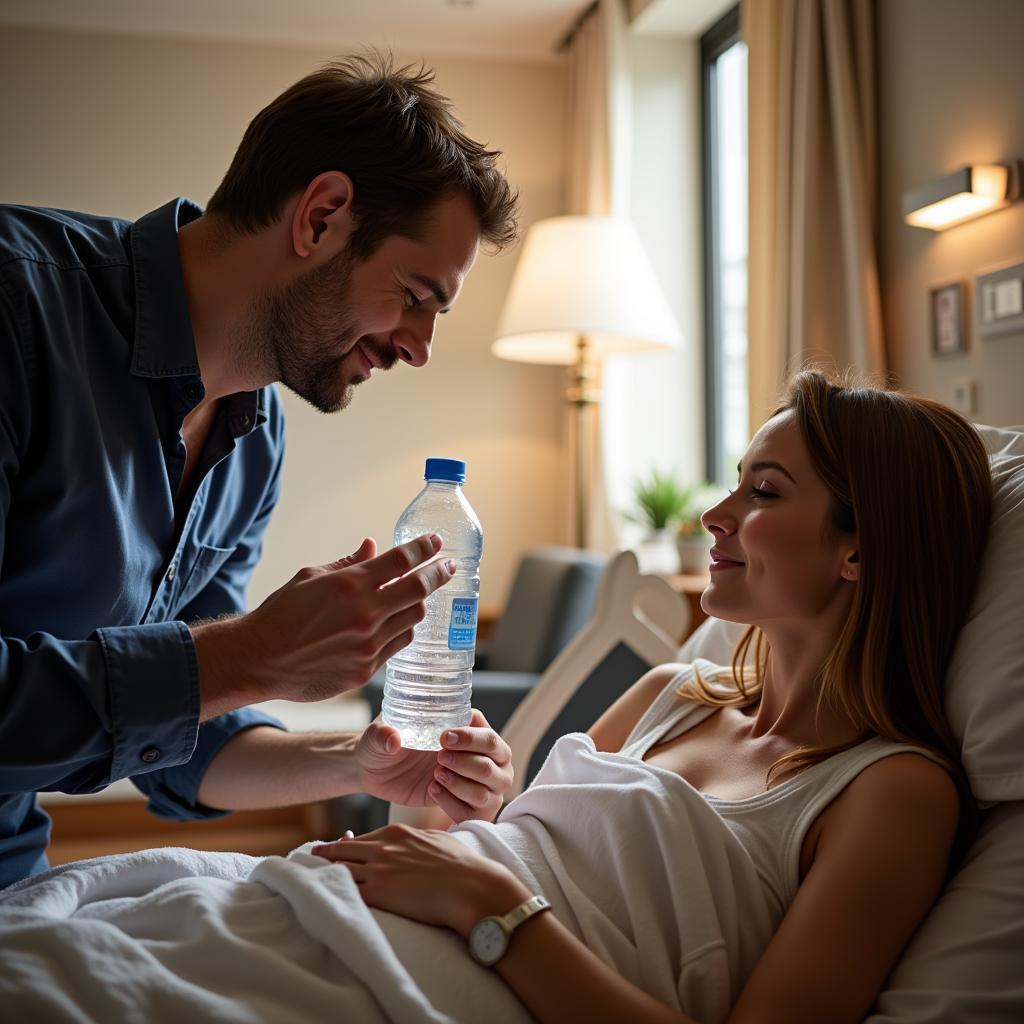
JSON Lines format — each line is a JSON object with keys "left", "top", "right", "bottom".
{"left": 404, "top": 289, "right": 422, "bottom": 310}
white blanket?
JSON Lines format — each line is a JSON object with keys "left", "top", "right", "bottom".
{"left": 0, "top": 733, "right": 776, "bottom": 1023}
{"left": 0, "top": 845, "right": 530, "bottom": 1023}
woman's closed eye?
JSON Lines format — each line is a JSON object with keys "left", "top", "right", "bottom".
{"left": 728, "top": 481, "right": 779, "bottom": 500}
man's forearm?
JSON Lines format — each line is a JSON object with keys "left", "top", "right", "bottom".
{"left": 191, "top": 615, "right": 263, "bottom": 722}
{"left": 196, "top": 726, "right": 362, "bottom": 810}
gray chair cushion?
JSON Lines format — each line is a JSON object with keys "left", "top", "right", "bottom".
{"left": 484, "top": 547, "right": 607, "bottom": 673}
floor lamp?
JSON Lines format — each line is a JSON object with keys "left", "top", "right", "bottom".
{"left": 492, "top": 215, "right": 682, "bottom": 548}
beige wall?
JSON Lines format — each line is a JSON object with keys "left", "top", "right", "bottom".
{"left": 878, "top": 0, "right": 1024, "bottom": 426}
{"left": 0, "top": 25, "right": 568, "bottom": 608}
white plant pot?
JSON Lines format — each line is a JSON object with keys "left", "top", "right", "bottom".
{"left": 676, "top": 535, "right": 711, "bottom": 574}
{"left": 634, "top": 529, "right": 680, "bottom": 575}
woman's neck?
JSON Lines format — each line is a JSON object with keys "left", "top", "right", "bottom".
{"left": 743, "top": 600, "right": 862, "bottom": 749}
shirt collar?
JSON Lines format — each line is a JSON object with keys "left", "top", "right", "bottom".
{"left": 129, "top": 198, "right": 266, "bottom": 437}
{"left": 129, "top": 197, "right": 203, "bottom": 379}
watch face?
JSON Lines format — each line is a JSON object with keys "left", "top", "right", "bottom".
{"left": 470, "top": 919, "right": 507, "bottom": 965}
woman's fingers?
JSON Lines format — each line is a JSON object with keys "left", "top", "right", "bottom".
{"left": 432, "top": 762, "right": 494, "bottom": 808}
{"left": 427, "top": 779, "right": 482, "bottom": 822}
{"left": 433, "top": 712, "right": 514, "bottom": 820}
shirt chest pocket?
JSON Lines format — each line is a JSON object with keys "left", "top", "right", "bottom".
{"left": 174, "top": 542, "right": 237, "bottom": 612}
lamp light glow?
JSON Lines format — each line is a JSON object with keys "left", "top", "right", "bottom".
{"left": 903, "top": 164, "right": 1017, "bottom": 231}
{"left": 492, "top": 215, "right": 682, "bottom": 364}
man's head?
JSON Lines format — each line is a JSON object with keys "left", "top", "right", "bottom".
{"left": 241, "top": 189, "right": 483, "bottom": 412}
{"left": 207, "top": 51, "right": 518, "bottom": 412}
{"left": 208, "top": 51, "right": 517, "bottom": 257}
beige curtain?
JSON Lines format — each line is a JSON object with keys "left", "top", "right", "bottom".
{"left": 745, "top": 0, "right": 885, "bottom": 430}
{"left": 562, "top": 0, "right": 630, "bottom": 551}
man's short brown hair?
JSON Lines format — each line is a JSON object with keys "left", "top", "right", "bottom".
{"left": 207, "top": 51, "right": 518, "bottom": 258}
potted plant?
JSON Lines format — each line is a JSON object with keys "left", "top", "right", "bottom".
{"left": 627, "top": 468, "right": 690, "bottom": 535}
{"left": 675, "top": 484, "right": 722, "bottom": 574}
{"left": 625, "top": 470, "right": 692, "bottom": 574}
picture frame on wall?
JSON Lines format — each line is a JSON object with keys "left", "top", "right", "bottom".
{"left": 930, "top": 281, "right": 967, "bottom": 356}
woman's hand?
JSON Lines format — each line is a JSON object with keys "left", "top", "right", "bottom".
{"left": 312, "top": 824, "right": 531, "bottom": 935}
{"left": 354, "top": 709, "right": 513, "bottom": 823}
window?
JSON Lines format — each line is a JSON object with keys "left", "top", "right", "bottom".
{"left": 701, "top": 7, "right": 748, "bottom": 485}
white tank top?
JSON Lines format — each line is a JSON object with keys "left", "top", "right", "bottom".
{"left": 619, "top": 660, "right": 945, "bottom": 917}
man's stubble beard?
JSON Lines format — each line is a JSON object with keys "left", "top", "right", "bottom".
{"left": 243, "top": 247, "right": 366, "bottom": 414}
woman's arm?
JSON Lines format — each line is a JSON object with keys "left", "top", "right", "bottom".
{"left": 314, "top": 825, "right": 698, "bottom": 1024}
{"left": 726, "top": 752, "right": 960, "bottom": 1024}
{"left": 587, "top": 663, "right": 685, "bottom": 752}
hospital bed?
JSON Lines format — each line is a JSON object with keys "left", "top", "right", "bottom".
{"left": 3, "top": 423, "right": 1022, "bottom": 1022}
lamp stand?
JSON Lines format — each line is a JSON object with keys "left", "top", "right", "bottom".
{"left": 565, "top": 334, "right": 600, "bottom": 548}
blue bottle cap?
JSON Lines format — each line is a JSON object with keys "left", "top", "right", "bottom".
{"left": 424, "top": 458, "right": 466, "bottom": 483}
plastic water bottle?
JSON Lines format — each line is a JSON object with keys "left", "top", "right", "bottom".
{"left": 382, "top": 458, "right": 482, "bottom": 750}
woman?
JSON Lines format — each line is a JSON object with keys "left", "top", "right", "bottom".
{"left": 313, "top": 370, "right": 993, "bottom": 1023}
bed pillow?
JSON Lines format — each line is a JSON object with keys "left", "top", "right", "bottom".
{"left": 865, "top": 800, "right": 1024, "bottom": 1022}
{"left": 678, "top": 423, "right": 1024, "bottom": 803}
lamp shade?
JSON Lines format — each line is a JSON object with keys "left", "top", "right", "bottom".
{"left": 492, "top": 215, "right": 682, "bottom": 365}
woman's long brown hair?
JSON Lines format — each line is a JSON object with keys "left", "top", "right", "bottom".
{"left": 679, "top": 369, "right": 993, "bottom": 864}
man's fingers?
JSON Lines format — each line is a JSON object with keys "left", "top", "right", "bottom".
{"left": 374, "top": 555, "right": 455, "bottom": 615}
{"left": 374, "top": 628, "right": 417, "bottom": 669}
{"left": 361, "top": 533, "right": 444, "bottom": 588}
{"left": 323, "top": 537, "right": 377, "bottom": 572}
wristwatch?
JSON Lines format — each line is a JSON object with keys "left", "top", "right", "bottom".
{"left": 468, "top": 894, "right": 552, "bottom": 966}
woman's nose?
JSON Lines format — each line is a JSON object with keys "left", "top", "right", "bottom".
{"left": 701, "top": 496, "right": 736, "bottom": 536}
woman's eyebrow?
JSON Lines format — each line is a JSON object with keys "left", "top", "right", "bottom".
{"left": 737, "top": 459, "right": 797, "bottom": 484}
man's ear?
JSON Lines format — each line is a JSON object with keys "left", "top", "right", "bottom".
{"left": 290, "top": 171, "right": 355, "bottom": 259}
{"left": 841, "top": 548, "right": 859, "bottom": 582}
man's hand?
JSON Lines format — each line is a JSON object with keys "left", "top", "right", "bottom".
{"left": 192, "top": 533, "right": 454, "bottom": 719}
{"left": 355, "top": 709, "right": 513, "bottom": 824}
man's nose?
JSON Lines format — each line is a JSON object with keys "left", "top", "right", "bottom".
{"left": 393, "top": 312, "right": 436, "bottom": 368}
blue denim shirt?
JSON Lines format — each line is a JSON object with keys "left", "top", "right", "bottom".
{"left": 0, "top": 198, "right": 287, "bottom": 888}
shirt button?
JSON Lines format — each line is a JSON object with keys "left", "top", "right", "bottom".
{"left": 166, "top": 564, "right": 177, "bottom": 582}
{"left": 239, "top": 414, "right": 251, "bottom": 428}
{"left": 140, "top": 747, "right": 161, "bottom": 764}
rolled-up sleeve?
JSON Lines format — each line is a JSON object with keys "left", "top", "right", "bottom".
{"left": 95, "top": 620, "right": 200, "bottom": 784}
{"left": 0, "top": 622, "right": 201, "bottom": 797}
{"left": 131, "top": 706, "right": 285, "bottom": 820}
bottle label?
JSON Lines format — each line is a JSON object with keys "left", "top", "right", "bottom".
{"left": 448, "top": 597, "right": 478, "bottom": 650}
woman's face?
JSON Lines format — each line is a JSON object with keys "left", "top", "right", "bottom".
{"left": 700, "top": 410, "right": 858, "bottom": 627}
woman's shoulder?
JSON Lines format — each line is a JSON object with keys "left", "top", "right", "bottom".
{"left": 587, "top": 660, "right": 719, "bottom": 753}
{"left": 818, "top": 748, "right": 960, "bottom": 855}
{"left": 847, "top": 749, "right": 959, "bottom": 816}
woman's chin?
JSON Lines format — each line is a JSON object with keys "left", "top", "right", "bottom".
{"left": 699, "top": 590, "right": 750, "bottom": 626}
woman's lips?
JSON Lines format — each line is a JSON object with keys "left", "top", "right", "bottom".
{"left": 709, "top": 547, "right": 745, "bottom": 571}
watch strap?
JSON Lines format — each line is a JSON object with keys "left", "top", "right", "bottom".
{"left": 498, "top": 894, "right": 551, "bottom": 933}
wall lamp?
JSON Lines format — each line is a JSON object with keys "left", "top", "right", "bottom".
{"left": 903, "top": 162, "right": 1020, "bottom": 231}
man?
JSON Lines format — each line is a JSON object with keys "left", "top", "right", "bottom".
{"left": 0, "top": 54, "right": 519, "bottom": 888}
